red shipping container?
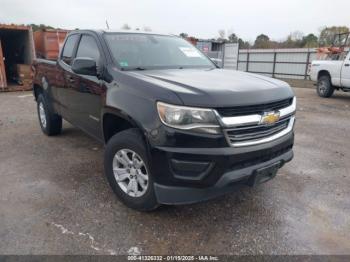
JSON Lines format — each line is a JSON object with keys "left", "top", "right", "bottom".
{"left": 34, "top": 29, "right": 69, "bottom": 60}
{"left": 0, "top": 24, "right": 35, "bottom": 91}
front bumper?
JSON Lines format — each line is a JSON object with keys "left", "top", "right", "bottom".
{"left": 155, "top": 150, "right": 292, "bottom": 205}
{"left": 150, "top": 131, "right": 294, "bottom": 205}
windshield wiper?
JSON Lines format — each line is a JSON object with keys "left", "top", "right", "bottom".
{"left": 121, "top": 67, "right": 147, "bottom": 71}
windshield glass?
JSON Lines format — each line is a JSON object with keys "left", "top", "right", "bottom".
{"left": 104, "top": 33, "right": 215, "bottom": 70}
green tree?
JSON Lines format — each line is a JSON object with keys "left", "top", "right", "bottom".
{"left": 121, "top": 23, "right": 131, "bottom": 30}
{"left": 238, "top": 38, "right": 250, "bottom": 49}
{"left": 319, "top": 26, "right": 349, "bottom": 46}
{"left": 29, "top": 24, "right": 55, "bottom": 32}
{"left": 217, "top": 29, "right": 226, "bottom": 41}
{"left": 279, "top": 31, "right": 305, "bottom": 48}
{"left": 302, "top": 33, "right": 318, "bottom": 48}
{"left": 179, "top": 33, "right": 188, "bottom": 38}
{"left": 254, "top": 34, "right": 271, "bottom": 48}
{"left": 228, "top": 33, "right": 238, "bottom": 43}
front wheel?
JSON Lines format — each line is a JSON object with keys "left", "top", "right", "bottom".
{"left": 104, "top": 128, "right": 159, "bottom": 211}
{"left": 317, "top": 75, "right": 334, "bottom": 98}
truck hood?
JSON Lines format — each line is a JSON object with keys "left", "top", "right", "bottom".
{"left": 128, "top": 68, "right": 294, "bottom": 107}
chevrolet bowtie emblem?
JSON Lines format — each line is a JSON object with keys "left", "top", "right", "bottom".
{"left": 260, "top": 111, "right": 280, "bottom": 125}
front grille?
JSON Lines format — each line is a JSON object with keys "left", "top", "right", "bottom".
{"left": 216, "top": 98, "right": 293, "bottom": 117}
{"left": 225, "top": 116, "right": 292, "bottom": 145}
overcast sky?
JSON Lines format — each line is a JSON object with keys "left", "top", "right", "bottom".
{"left": 0, "top": 0, "right": 349, "bottom": 42}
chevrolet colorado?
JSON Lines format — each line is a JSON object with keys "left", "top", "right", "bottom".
{"left": 310, "top": 50, "right": 350, "bottom": 97}
{"left": 33, "top": 30, "right": 296, "bottom": 211}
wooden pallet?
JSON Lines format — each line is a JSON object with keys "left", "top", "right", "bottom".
{"left": 0, "top": 84, "right": 33, "bottom": 92}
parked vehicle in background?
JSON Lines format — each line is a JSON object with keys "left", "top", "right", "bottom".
{"left": 310, "top": 51, "right": 350, "bottom": 97}
{"left": 32, "top": 30, "right": 296, "bottom": 211}
{"left": 310, "top": 52, "right": 350, "bottom": 97}
{"left": 310, "top": 32, "right": 350, "bottom": 98}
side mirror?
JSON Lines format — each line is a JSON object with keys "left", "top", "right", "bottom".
{"left": 72, "top": 57, "right": 97, "bottom": 76}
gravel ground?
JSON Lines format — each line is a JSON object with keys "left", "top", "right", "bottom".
{"left": 0, "top": 87, "right": 349, "bottom": 255}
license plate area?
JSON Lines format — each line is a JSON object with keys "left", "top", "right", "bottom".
{"left": 248, "top": 162, "right": 281, "bottom": 187}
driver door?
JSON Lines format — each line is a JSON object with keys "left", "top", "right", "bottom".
{"left": 341, "top": 53, "right": 350, "bottom": 88}
{"left": 68, "top": 34, "right": 106, "bottom": 140}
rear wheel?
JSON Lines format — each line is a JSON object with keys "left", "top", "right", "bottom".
{"left": 37, "top": 94, "right": 62, "bottom": 136}
{"left": 104, "top": 128, "right": 159, "bottom": 211}
{"left": 317, "top": 75, "right": 334, "bottom": 98}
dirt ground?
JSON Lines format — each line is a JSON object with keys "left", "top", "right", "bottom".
{"left": 0, "top": 87, "right": 349, "bottom": 255}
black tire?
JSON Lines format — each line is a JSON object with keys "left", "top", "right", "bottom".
{"left": 104, "top": 128, "right": 159, "bottom": 211}
{"left": 37, "top": 94, "right": 62, "bottom": 136}
{"left": 317, "top": 75, "right": 334, "bottom": 98}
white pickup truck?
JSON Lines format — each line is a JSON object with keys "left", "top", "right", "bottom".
{"left": 310, "top": 51, "right": 350, "bottom": 97}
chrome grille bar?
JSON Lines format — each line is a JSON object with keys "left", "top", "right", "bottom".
{"left": 214, "top": 97, "right": 296, "bottom": 147}
{"left": 226, "top": 116, "right": 295, "bottom": 147}
{"left": 226, "top": 119, "right": 289, "bottom": 142}
{"left": 216, "top": 97, "right": 296, "bottom": 128}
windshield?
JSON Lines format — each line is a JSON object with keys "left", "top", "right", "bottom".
{"left": 104, "top": 33, "right": 215, "bottom": 70}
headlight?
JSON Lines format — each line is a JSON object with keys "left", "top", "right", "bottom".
{"left": 157, "top": 102, "right": 221, "bottom": 134}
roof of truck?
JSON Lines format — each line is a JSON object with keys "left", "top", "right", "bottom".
{"left": 70, "top": 29, "right": 172, "bottom": 37}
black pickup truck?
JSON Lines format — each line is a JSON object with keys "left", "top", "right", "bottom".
{"left": 33, "top": 30, "right": 296, "bottom": 211}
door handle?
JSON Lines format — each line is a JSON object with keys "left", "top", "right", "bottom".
{"left": 345, "top": 64, "right": 350, "bottom": 67}
{"left": 67, "top": 77, "right": 75, "bottom": 83}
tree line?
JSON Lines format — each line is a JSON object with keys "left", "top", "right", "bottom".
{"left": 180, "top": 26, "right": 350, "bottom": 49}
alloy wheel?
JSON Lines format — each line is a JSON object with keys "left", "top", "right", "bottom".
{"left": 39, "top": 102, "right": 47, "bottom": 128}
{"left": 112, "top": 149, "right": 149, "bottom": 197}
{"left": 318, "top": 80, "right": 327, "bottom": 95}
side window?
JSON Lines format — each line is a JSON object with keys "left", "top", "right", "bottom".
{"left": 76, "top": 35, "right": 100, "bottom": 63}
{"left": 61, "top": 34, "right": 79, "bottom": 65}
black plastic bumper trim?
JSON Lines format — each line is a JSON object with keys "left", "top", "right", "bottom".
{"left": 154, "top": 150, "right": 293, "bottom": 205}
{"left": 170, "top": 159, "right": 214, "bottom": 181}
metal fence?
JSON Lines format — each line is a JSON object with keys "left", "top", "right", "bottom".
{"left": 222, "top": 43, "right": 239, "bottom": 70}
{"left": 205, "top": 43, "right": 239, "bottom": 70}
{"left": 237, "top": 48, "right": 319, "bottom": 80}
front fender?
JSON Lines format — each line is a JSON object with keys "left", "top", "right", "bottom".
{"left": 105, "top": 85, "right": 158, "bottom": 132}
